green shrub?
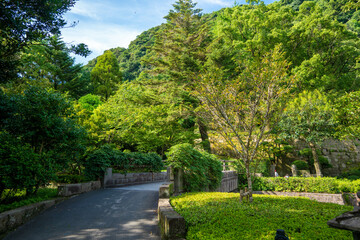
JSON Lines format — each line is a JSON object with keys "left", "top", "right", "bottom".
{"left": 292, "top": 160, "right": 308, "bottom": 170}
{"left": 170, "top": 192, "right": 353, "bottom": 240}
{"left": 338, "top": 168, "right": 360, "bottom": 180}
{"left": 166, "top": 143, "right": 222, "bottom": 192}
{"left": 0, "top": 188, "right": 58, "bottom": 213}
{"left": 56, "top": 174, "right": 87, "bottom": 184}
{"left": 0, "top": 132, "right": 49, "bottom": 197}
{"left": 298, "top": 148, "right": 332, "bottom": 170}
{"left": 252, "top": 177, "right": 360, "bottom": 193}
{"left": 125, "top": 152, "right": 164, "bottom": 172}
{"left": 85, "top": 145, "right": 164, "bottom": 178}
{"left": 84, "top": 145, "right": 117, "bottom": 180}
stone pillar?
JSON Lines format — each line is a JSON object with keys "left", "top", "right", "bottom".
{"left": 270, "top": 165, "right": 276, "bottom": 177}
{"left": 103, "top": 168, "right": 113, "bottom": 188}
{"left": 174, "top": 168, "right": 184, "bottom": 194}
{"left": 167, "top": 166, "right": 174, "bottom": 182}
{"left": 291, "top": 164, "right": 297, "bottom": 177}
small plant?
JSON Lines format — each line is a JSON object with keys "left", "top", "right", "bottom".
{"left": 337, "top": 167, "right": 360, "bottom": 180}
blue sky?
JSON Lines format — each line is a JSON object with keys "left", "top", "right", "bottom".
{"left": 62, "top": 0, "right": 277, "bottom": 64}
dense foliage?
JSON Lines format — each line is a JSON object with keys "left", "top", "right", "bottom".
{"left": 84, "top": 145, "right": 164, "bottom": 181}
{"left": 171, "top": 192, "right": 353, "bottom": 240}
{"left": 252, "top": 177, "right": 360, "bottom": 193}
{"left": 0, "top": 87, "right": 86, "bottom": 196}
{"left": 0, "top": 0, "right": 78, "bottom": 82}
{"left": 166, "top": 143, "right": 222, "bottom": 192}
{"left": 88, "top": 81, "right": 198, "bottom": 155}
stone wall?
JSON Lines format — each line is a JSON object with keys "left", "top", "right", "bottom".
{"left": 104, "top": 168, "right": 167, "bottom": 187}
{"left": 321, "top": 139, "right": 360, "bottom": 176}
{"left": 58, "top": 181, "right": 101, "bottom": 197}
{"left": 0, "top": 198, "right": 64, "bottom": 237}
{"left": 158, "top": 198, "right": 186, "bottom": 240}
{"left": 294, "top": 139, "right": 360, "bottom": 176}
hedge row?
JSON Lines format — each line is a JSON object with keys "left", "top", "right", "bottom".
{"left": 252, "top": 177, "right": 360, "bottom": 193}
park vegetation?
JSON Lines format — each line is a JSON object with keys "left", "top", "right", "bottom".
{"left": 171, "top": 192, "right": 354, "bottom": 239}
{"left": 1, "top": 0, "right": 360, "bottom": 210}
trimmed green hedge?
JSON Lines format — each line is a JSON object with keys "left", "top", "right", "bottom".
{"left": 252, "top": 177, "right": 360, "bottom": 193}
{"left": 171, "top": 192, "right": 353, "bottom": 240}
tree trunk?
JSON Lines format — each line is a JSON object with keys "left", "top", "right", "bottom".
{"left": 309, "top": 142, "right": 322, "bottom": 177}
{"left": 245, "top": 161, "right": 254, "bottom": 203}
{"left": 197, "top": 117, "right": 211, "bottom": 153}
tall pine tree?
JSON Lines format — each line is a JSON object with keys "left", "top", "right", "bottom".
{"left": 143, "top": 0, "right": 212, "bottom": 151}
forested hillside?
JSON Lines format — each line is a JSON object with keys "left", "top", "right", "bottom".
{"left": 84, "top": 0, "right": 360, "bottom": 84}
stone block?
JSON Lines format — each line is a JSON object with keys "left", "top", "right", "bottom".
{"left": 159, "top": 184, "right": 171, "bottom": 198}
{"left": 158, "top": 198, "right": 186, "bottom": 240}
{"left": 0, "top": 199, "right": 59, "bottom": 236}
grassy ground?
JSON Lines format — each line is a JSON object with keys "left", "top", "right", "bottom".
{"left": 0, "top": 188, "right": 59, "bottom": 213}
{"left": 171, "top": 192, "right": 353, "bottom": 240}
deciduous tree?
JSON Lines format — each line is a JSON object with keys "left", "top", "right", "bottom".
{"left": 278, "top": 90, "right": 336, "bottom": 177}
{"left": 91, "top": 50, "right": 122, "bottom": 101}
{"left": 195, "top": 47, "right": 293, "bottom": 202}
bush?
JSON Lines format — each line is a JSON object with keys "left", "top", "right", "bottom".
{"left": 170, "top": 192, "right": 353, "bottom": 240}
{"left": 252, "top": 177, "right": 360, "bottom": 193}
{"left": 338, "top": 168, "right": 360, "bottom": 180}
{"left": 292, "top": 160, "right": 308, "bottom": 170}
{"left": 56, "top": 174, "right": 87, "bottom": 184}
{"left": 166, "top": 143, "right": 222, "bottom": 192}
{"left": 84, "top": 145, "right": 117, "bottom": 180}
{"left": 125, "top": 152, "right": 164, "bottom": 172}
{"left": 0, "top": 132, "right": 48, "bottom": 197}
{"left": 85, "top": 145, "right": 164, "bottom": 179}
{"left": 0, "top": 188, "right": 58, "bottom": 213}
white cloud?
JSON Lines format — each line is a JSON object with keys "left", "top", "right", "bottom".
{"left": 61, "top": 23, "right": 141, "bottom": 64}
{"left": 68, "top": 0, "right": 103, "bottom": 20}
{"left": 197, "top": 0, "right": 233, "bottom": 7}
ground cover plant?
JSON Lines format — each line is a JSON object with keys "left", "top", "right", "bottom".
{"left": 171, "top": 192, "right": 353, "bottom": 240}
{"left": 252, "top": 177, "right": 360, "bottom": 193}
{"left": 0, "top": 188, "right": 58, "bottom": 213}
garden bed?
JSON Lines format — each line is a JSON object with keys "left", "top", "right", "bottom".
{"left": 170, "top": 192, "right": 353, "bottom": 240}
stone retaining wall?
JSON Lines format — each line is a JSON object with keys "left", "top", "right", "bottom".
{"left": 104, "top": 168, "right": 167, "bottom": 187}
{"left": 158, "top": 198, "right": 186, "bottom": 240}
{"left": 58, "top": 181, "right": 101, "bottom": 197}
{"left": 253, "top": 191, "right": 356, "bottom": 205}
{"left": 0, "top": 198, "right": 64, "bottom": 237}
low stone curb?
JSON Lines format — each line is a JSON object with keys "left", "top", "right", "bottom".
{"left": 158, "top": 198, "right": 186, "bottom": 240}
{"left": 0, "top": 198, "right": 65, "bottom": 238}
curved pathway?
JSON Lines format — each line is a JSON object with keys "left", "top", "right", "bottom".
{"left": 4, "top": 182, "right": 164, "bottom": 240}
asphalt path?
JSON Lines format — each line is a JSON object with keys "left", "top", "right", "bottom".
{"left": 4, "top": 182, "right": 165, "bottom": 240}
